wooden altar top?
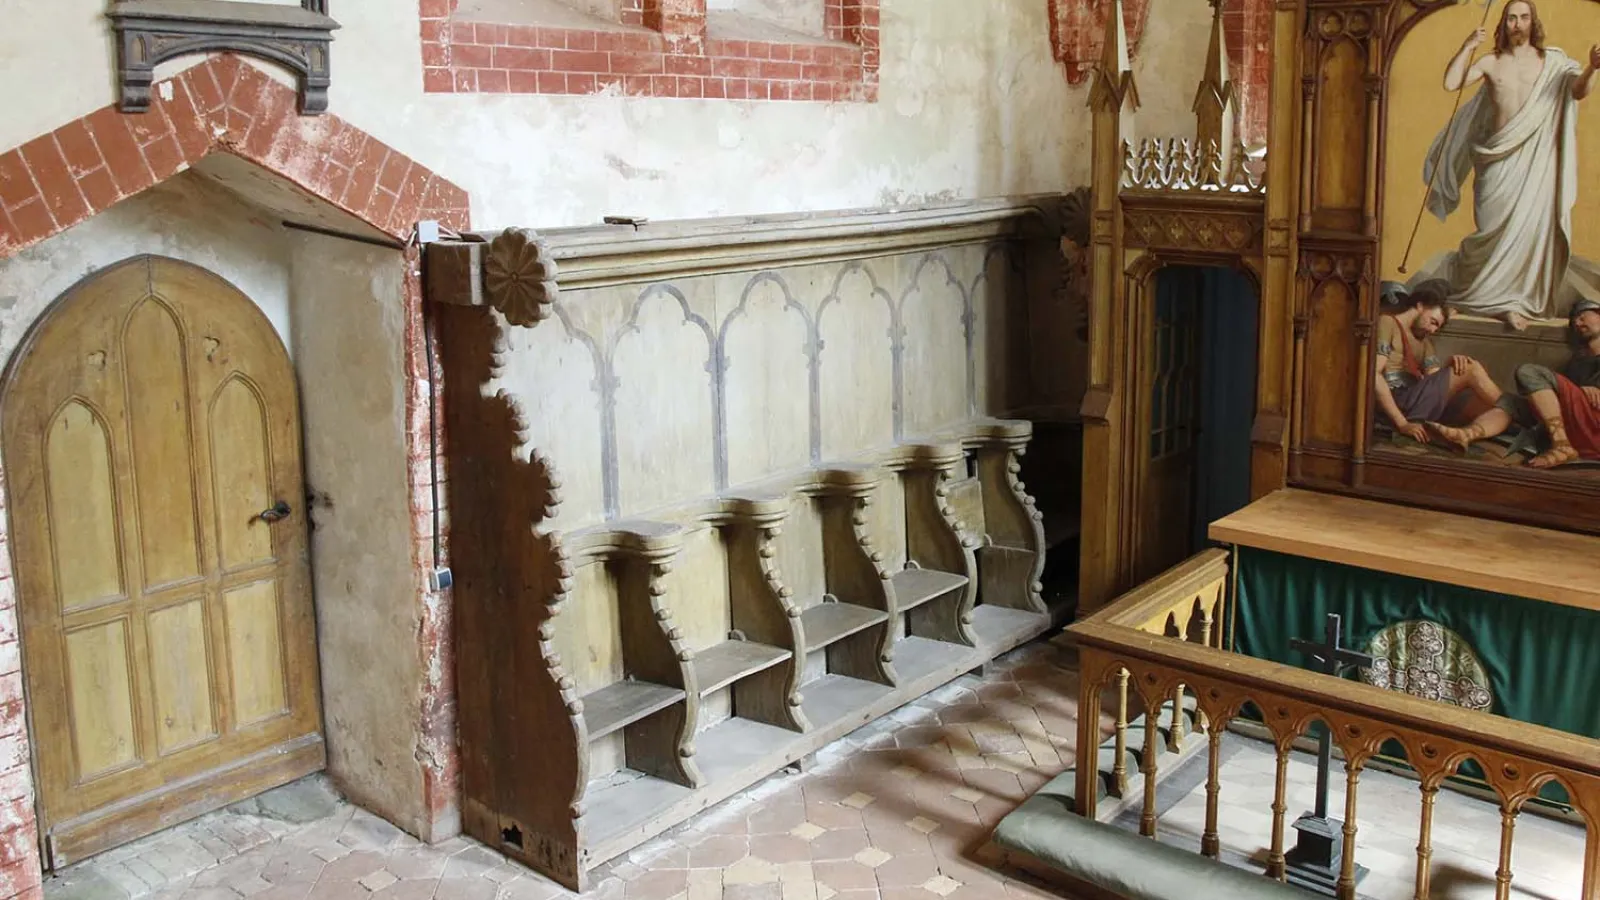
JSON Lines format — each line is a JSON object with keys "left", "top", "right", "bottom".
{"left": 1208, "top": 489, "right": 1600, "bottom": 613}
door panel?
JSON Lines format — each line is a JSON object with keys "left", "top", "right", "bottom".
{"left": 47, "top": 403, "right": 125, "bottom": 611}
{"left": 64, "top": 620, "right": 139, "bottom": 779}
{"left": 125, "top": 298, "right": 202, "bottom": 589}
{"left": 145, "top": 597, "right": 217, "bottom": 754}
{"left": 3, "top": 256, "right": 324, "bottom": 866}
{"left": 211, "top": 379, "right": 275, "bottom": 571}
{"left": 1135, "top": 270, "right": 1201, "bottom": 584}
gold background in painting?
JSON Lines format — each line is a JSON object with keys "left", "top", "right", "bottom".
{"left": 1381, "top": 0, "right": 1600, "bottom": 288}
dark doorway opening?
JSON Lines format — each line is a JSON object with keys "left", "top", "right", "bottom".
{"left": 1143, "top": 264, "right": 1259, "bottom": 573}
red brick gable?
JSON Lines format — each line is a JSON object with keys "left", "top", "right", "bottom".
{"left": 0, "top": 54, "right": 469, "bottom": 260}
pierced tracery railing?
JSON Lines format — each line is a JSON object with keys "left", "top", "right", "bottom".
{"left": 1070, "top": 550, "right": 1600, "bottom": 900}
{"left": 1120, "top": 139, "right": 1264, "bottom": 194}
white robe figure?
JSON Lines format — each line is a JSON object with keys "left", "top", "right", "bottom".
{"left": 1414, "top": 47, "right": 1600, "bottom": 321}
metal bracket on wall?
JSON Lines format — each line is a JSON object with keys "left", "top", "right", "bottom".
{"left": 108, "top": 0, "right": 340, "bottom": 115}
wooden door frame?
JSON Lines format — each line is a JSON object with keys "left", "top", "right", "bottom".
{"left": 1079, "top": 189, "right": 1275, "bottom": 614}
{"left": 1114, "top": 248, "right": 1266, "bottom": 594}
{"left": 0, "top": 61, "right": 471, "bottom": 886}
{"left": 1078, "top": 0, "right": 1302, "bottom": 615}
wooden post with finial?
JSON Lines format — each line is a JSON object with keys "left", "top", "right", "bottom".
{"left": 1194, "top": 0, "right": 1237, "bottom": 186}
{"left": 1079, "top": 0, "right": 1140, "bottom": 614}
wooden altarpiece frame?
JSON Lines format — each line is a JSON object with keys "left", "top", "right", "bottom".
{"left": 1290, "top": 0, "right": 1600, "bottom": 535}
{"left": 1081, "top": 0, "right": 1600, "bottom": 615}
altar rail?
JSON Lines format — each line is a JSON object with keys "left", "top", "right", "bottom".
{"left": 1068, "top": 550, "right": 1600, "bottom": 900}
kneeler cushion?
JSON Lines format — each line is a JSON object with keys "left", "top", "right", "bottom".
{"left": 991, "top": 769, "right": 1304, "bottom": 900}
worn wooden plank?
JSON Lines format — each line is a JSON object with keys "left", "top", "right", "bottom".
{"left": 582, "top": 683, "right": 687, "bottom": 742}
{"left": 692, "top": 641, "right": 791, "bottom": 697}
{"left": 801, "top": 602, "right": 889, "bottom": 651}
{"left": 891, "top": 568, "right": 968, "bottom": 612}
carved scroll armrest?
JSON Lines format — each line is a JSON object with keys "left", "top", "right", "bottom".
{"left": 714, "top": 493, "right": 810, "bottom": 731}
{"left": 567, "top": 520, "right": 703, "bottom": 788}
{"left": 962, "top": 419, "right": 1047, "bottom": 613}
{"left": 886, "top": 443, "right": 978, "bottom": 646}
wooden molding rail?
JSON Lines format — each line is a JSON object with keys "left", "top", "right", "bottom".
{"left": 425, "top": 197, "right": 1066, "bottom": 320}
{"left": 1067, "top": 551, "right": 1600, "bottom": 900}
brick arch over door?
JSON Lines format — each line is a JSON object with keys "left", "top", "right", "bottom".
{"left": 0, "top": 53, "right": 469, "bottom": 899}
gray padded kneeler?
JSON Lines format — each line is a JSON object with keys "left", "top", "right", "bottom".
{"left": 991, "top": 769, "right": 1305, "bottom": 900}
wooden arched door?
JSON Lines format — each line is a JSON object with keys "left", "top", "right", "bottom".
{"left": 2, "top": 256, "right": 324, "bottom": 866}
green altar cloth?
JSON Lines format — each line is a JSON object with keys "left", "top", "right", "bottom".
{"left": 1233, "top": 547, "right": 1600, "bottom": 804}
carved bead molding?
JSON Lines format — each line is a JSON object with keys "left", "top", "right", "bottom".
{"left": 109, "top": 1, "right": 339, "bottom": 114}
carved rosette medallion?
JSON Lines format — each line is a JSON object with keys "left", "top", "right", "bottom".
{"left": 484, "top": 228, "right": 560, "bottom": 327}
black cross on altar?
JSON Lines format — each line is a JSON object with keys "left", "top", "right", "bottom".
{"left": 1282, "top": 613, "right": 1376, "bottom": 895}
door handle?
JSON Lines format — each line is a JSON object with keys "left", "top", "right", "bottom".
{"left": 255, "top": 501, "right": 292, "bottom": 524}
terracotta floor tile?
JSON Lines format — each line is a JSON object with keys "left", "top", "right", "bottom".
{"left": 688, "top": 836, "right": 750, "bottom": 869}
{"left": 624, "top": 868, "right": 689, "bottom": 900}
{"left": 860, "top": 823, "right": 933, "bottom": 859}
{"left": 870, "top": 854, "right": 940, "bottom": 889}
{"left": 802, "top": 802, "right": 865, "bottom": 831}
{"left": 750, "top": 834, "right": 813, "bottom": 865}
{"left": 812, "top": 860, "right": 880, "bottom": 893}
{"left": 807, "top": 829, "right": 872, "bottom": 862}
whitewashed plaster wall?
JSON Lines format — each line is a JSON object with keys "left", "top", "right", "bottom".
{"left": 0, "top": 174, "right": 292, "bottom": 366}
{"left": 1129, "top": 2, "right": 1219, "bottom": 145}
{"left": 0, "top": 0, "right": 1116, "bottom": 230}
{"left": 287, "top": 233, "right": 425, "bottom": 836}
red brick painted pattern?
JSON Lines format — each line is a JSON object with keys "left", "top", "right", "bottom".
{"left": 0, "top": 55, "right": 470, "bottom": 259}
{"left": 0, "top": 484, "right": 42, "bottom": 900}
{"left": 0, "top": 52, "right": 471, "bottom": 884}
{"left": 1047, "top": 0, "right": 1151, "bottom": 85}
{"left": 1046, "top": 0, "right": 1272, "bottom": 149}
{"left": 419, "top": 0, "right": 880, "bottom": 101}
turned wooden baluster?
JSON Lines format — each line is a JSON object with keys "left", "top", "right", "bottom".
{"left": 1168, "top": 683, "right": 1187, "bottom": 752}
{"left": 1414, "top": 782, "right": 1439, "bottom": 900}
{"left": 1113, "top": 668, "right": 1131, "bottom": 795}
{"left": 1194, "top": 603, "right": 1215, "bottom": 733}
{"left": 1494, "top": 803, "right": 1518, "bottom": 900}
{"left": 1202, "top": 724, "right": 1223, "bottom": 858}
{"left": 1337, "top": 762, "right": 1363, "bottom": 900}
{"left": 1141, "top": 701, "right": 1160, "bottom": 837}
{"left": 1582, "top": 815, "right": 1600, "bottom": 900}
{"left": 1268, "top": 741, "right": 1291, "bottom": 880}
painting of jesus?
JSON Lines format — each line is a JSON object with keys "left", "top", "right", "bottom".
{"left": 1408, "top": 0, "right": 1600, "bottom": 329}
{"left": 1377, "top": 0, "right": 1600, "bottom": 476}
